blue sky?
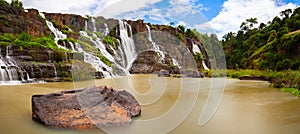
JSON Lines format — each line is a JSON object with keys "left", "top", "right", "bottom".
{"left": 7, "top": 0, "right": 300, "bottom": 38}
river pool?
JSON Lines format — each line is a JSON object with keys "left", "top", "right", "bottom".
{"left": 0, "top": 74, "right": 299, "bottom": 134}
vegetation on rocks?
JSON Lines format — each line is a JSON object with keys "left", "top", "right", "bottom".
{"left": 0, "top": 33, "right": 60, "bottom": 50}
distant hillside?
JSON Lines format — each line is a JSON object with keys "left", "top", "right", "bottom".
{"left": 222, "top": 7, "right": 300, "bottom": 71}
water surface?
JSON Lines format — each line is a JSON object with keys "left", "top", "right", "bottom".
{"left": 0, "top": 75, "right": 299, "bottom": 134}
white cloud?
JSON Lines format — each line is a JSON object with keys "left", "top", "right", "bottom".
{"left": 11, "top": 0, "right": 121, "bottom": 16}
{"left": 107, "top": 0, "right": 205, "bottom": 27}
{"left": 96, "top": 0, "right": 161, "bottom": 18}
{"left": 193, "top": 22, "right": 215, "bottom": 33}
{"left": 206, "top": 0, "right": 297, "bottom": 39}
{"left": 168, "top": 0, "right": 206, "bottom": 15}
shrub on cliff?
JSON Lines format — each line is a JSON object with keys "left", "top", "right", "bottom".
{"left": 0, "top": 0, "right": 8, "bottom": 5}
{"left": 0, "top": 33, "right": 60, "bottom": 50}
{"left": 10, "top": 0, "right": 23, "bottom": 9}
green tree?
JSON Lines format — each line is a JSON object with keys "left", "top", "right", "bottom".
{"left": 280, "top": 9, "right": 292, "bottom": 19}
{"left": 184, "top": 28, "right": 194, "bottom": 38}
{"left": 10, "top": 0, "right": 23, "bottom": 9}
{"left": 246, "top": 18, "right": 258, "bottom": 29}
{"left": 178, "top": 25, "right": 185, "bottom": 33}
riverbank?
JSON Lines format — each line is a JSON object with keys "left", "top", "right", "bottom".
{"left": 204, "top": 69, "right": 300, "bottom": 97}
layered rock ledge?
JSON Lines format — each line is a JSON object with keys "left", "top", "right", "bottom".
{"left": 31, "top": 86, "right": 141, "bottom": 129}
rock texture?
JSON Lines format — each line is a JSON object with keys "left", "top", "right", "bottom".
{"left": 32, "top": 86, "right": 141, "bottom": 129}
{"left": 130, "top": 51, "right": 178, "bottom": 74}
{"left": 0, "top": 2, "right": 52, "bottom": 37}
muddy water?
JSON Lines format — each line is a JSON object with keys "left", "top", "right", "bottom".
{"left": 0, "top": 75, "right": 299, "bottom": 134}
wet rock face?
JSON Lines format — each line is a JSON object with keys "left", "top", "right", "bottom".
{"left": 31, "top": 86, "right": 141, "bottom": 129}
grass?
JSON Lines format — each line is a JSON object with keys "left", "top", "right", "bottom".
{"left": 205, "top": 69, "right": 300, "bottom": 97}
{"left": 226, "top": 70, "right": 300, "bottom": 97}
{"left": 0, "top": 33, "right": 62, "bottom": 50}
{"left": 281, "top": 87, "right": 300, "bottom": 97}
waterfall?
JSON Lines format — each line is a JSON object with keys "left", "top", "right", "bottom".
{"left": 103, "top": 23, "right": 109, "bottom": 36}
{"left": 45, "top": 21, "right": 67, "bottom": 49}
{"left": 85, "top": 20, "right": 88, "bottom": 31}
{"left": 0, "top": 47, "right": 26, "bottom": 84}
{"left": 80, "top": 31, "right": 114, "bottom": 61}
{"left": 146, "top": 24, "right": 165, "bottom": 63}
{"left": 91, "top": 18, "right": 97, "bottom": 32}
{"left": 39, "top": 13, "right": 68, "bottom": 50}
{"left": 118, "top": 20, "right": 137, "bottom": 70}
{"left": 172, "top": 58, "right": 181, "bottom": 68}
{"left": 192, "top": 42, "right": 209, "bottom": 70}
{"left": 75, "top": 43, "right": 84, "bottom": 52}
{"left": 78, "top": 30, "right": 130, "bottom": 77}
{"left": 49, "top": 61, "right": 57, "bottom": 78}
{"left": 69, "top": 42, "right": 75, "bottom": 51}
{"left": 202, "top": 61, "right": 209, "bottom": 71}
{"left": 192, "top": 42, "right": 201, "bottom": 54}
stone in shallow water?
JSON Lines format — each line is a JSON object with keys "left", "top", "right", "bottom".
{"left": 31, "top": 86, "right": 141, "bottom": 129}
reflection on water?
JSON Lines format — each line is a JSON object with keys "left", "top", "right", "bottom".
{"left": 0, "top": 75, "right": 299, "bottom": 134}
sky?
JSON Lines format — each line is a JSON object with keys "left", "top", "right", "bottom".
{"left": 5, "top": 0, "right": 300, "bottom": 39}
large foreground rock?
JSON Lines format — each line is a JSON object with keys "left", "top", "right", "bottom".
{"left": 31, "top": 86, "right": 141, "bottom": 129}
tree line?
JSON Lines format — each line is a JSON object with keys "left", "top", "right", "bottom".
{"left": 222, "top": 7, "right": 300, "bottom": 71}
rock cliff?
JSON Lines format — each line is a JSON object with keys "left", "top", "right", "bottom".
{"left": 0, "top": 2, "right": 51, "bottom": 37}
{"left": 0, "top": 1, "right": 210, "bottom": 81}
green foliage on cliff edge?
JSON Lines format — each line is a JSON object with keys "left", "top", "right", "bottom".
{"left": 0, "top": 33, "right": 60, "bottom": 50}
{"left": 222, "top": 7, "right": 300, "bottom": 71}
{"left": 0, "top": 0, "right": 23, "bottom": 9}
{"left": 0, "top": 0, "right": 8, "bottom": 5}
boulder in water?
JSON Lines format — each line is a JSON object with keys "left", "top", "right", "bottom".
{"left": 31, "top": 86, "right": 141, "bottom": 129}
{"left": 158, "top": 69, "right": 170, "bottom": 77}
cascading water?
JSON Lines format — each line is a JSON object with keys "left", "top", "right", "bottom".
{"left": 91, "top": 18, "right": 97, "bottom": 32}
{"left": 103, "top": 23, "right": 109, "bottom": 36}
{"left": 50, "top": 62, "right": 57, "bottom": 78}
{"left": 81, "top": 31, "right": 129, "bottom": 76}
{"left": 145, "top": 25, "right": 166, "bottom": 62}
{"left": 118, "top": 20, "right": 137, "bottom": 70}
{"left": 69, "top": 42, "right": 75, "bottom": 51}
{"left": 202, "top": 61, "right": 209, "bottom": 70}
{"left": 39, "top": 13, "right": 67, "bottom": 49}
{"left": 85, "top": 20, "right": 88, "bottom": 31}
{"left": 40, "top": 14, "right": 129, "bottom": 78}
{"left": 192, "top": 42, "right": 209, "bottom": 70}
{"left": 78, "top": 31, "right": 116, "bottom": 77}
{"left": 0, "top": 46, "right": 27, "bottom": 84}
{"left": 192, "top": 42, "right": 201, "bottom": 54}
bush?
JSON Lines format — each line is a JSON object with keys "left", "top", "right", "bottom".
{"left": 97, "top": 53, "right": 112, "bottom": 67}
{"left": 176, "top": 33, "right": 183, "bottom": 41}
{"left": 0, "top": 0, "right": 9, "bottom": 5}
{"left": 103, "top": 35, "right": 113, "bottom": 45}
{"left": 10, "top": 0, "right": 23, "bottom": 9}
{"left": 281, "top": 88, "right": 300, "bottom": 97}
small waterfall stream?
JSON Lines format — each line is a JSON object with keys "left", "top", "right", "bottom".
{"left": 146, "top": 25, "right": 166, "bottom": 62}
{"left": 103, "top": 23, "right": 109, "bottom": 36}
{"left": 0, "top": 46, "right": 27, "bottom": 84}
{"left": 91, "top": 18, "right": 97, "bottom": 32}
{"left": 192, "top": 42, "right": 201, "bottom": 54}
{"left": 39, "top": 13, "right": 68, "bottom": 50}
{"left": 192, "top": 42, "right": 209, "bottom": 70}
